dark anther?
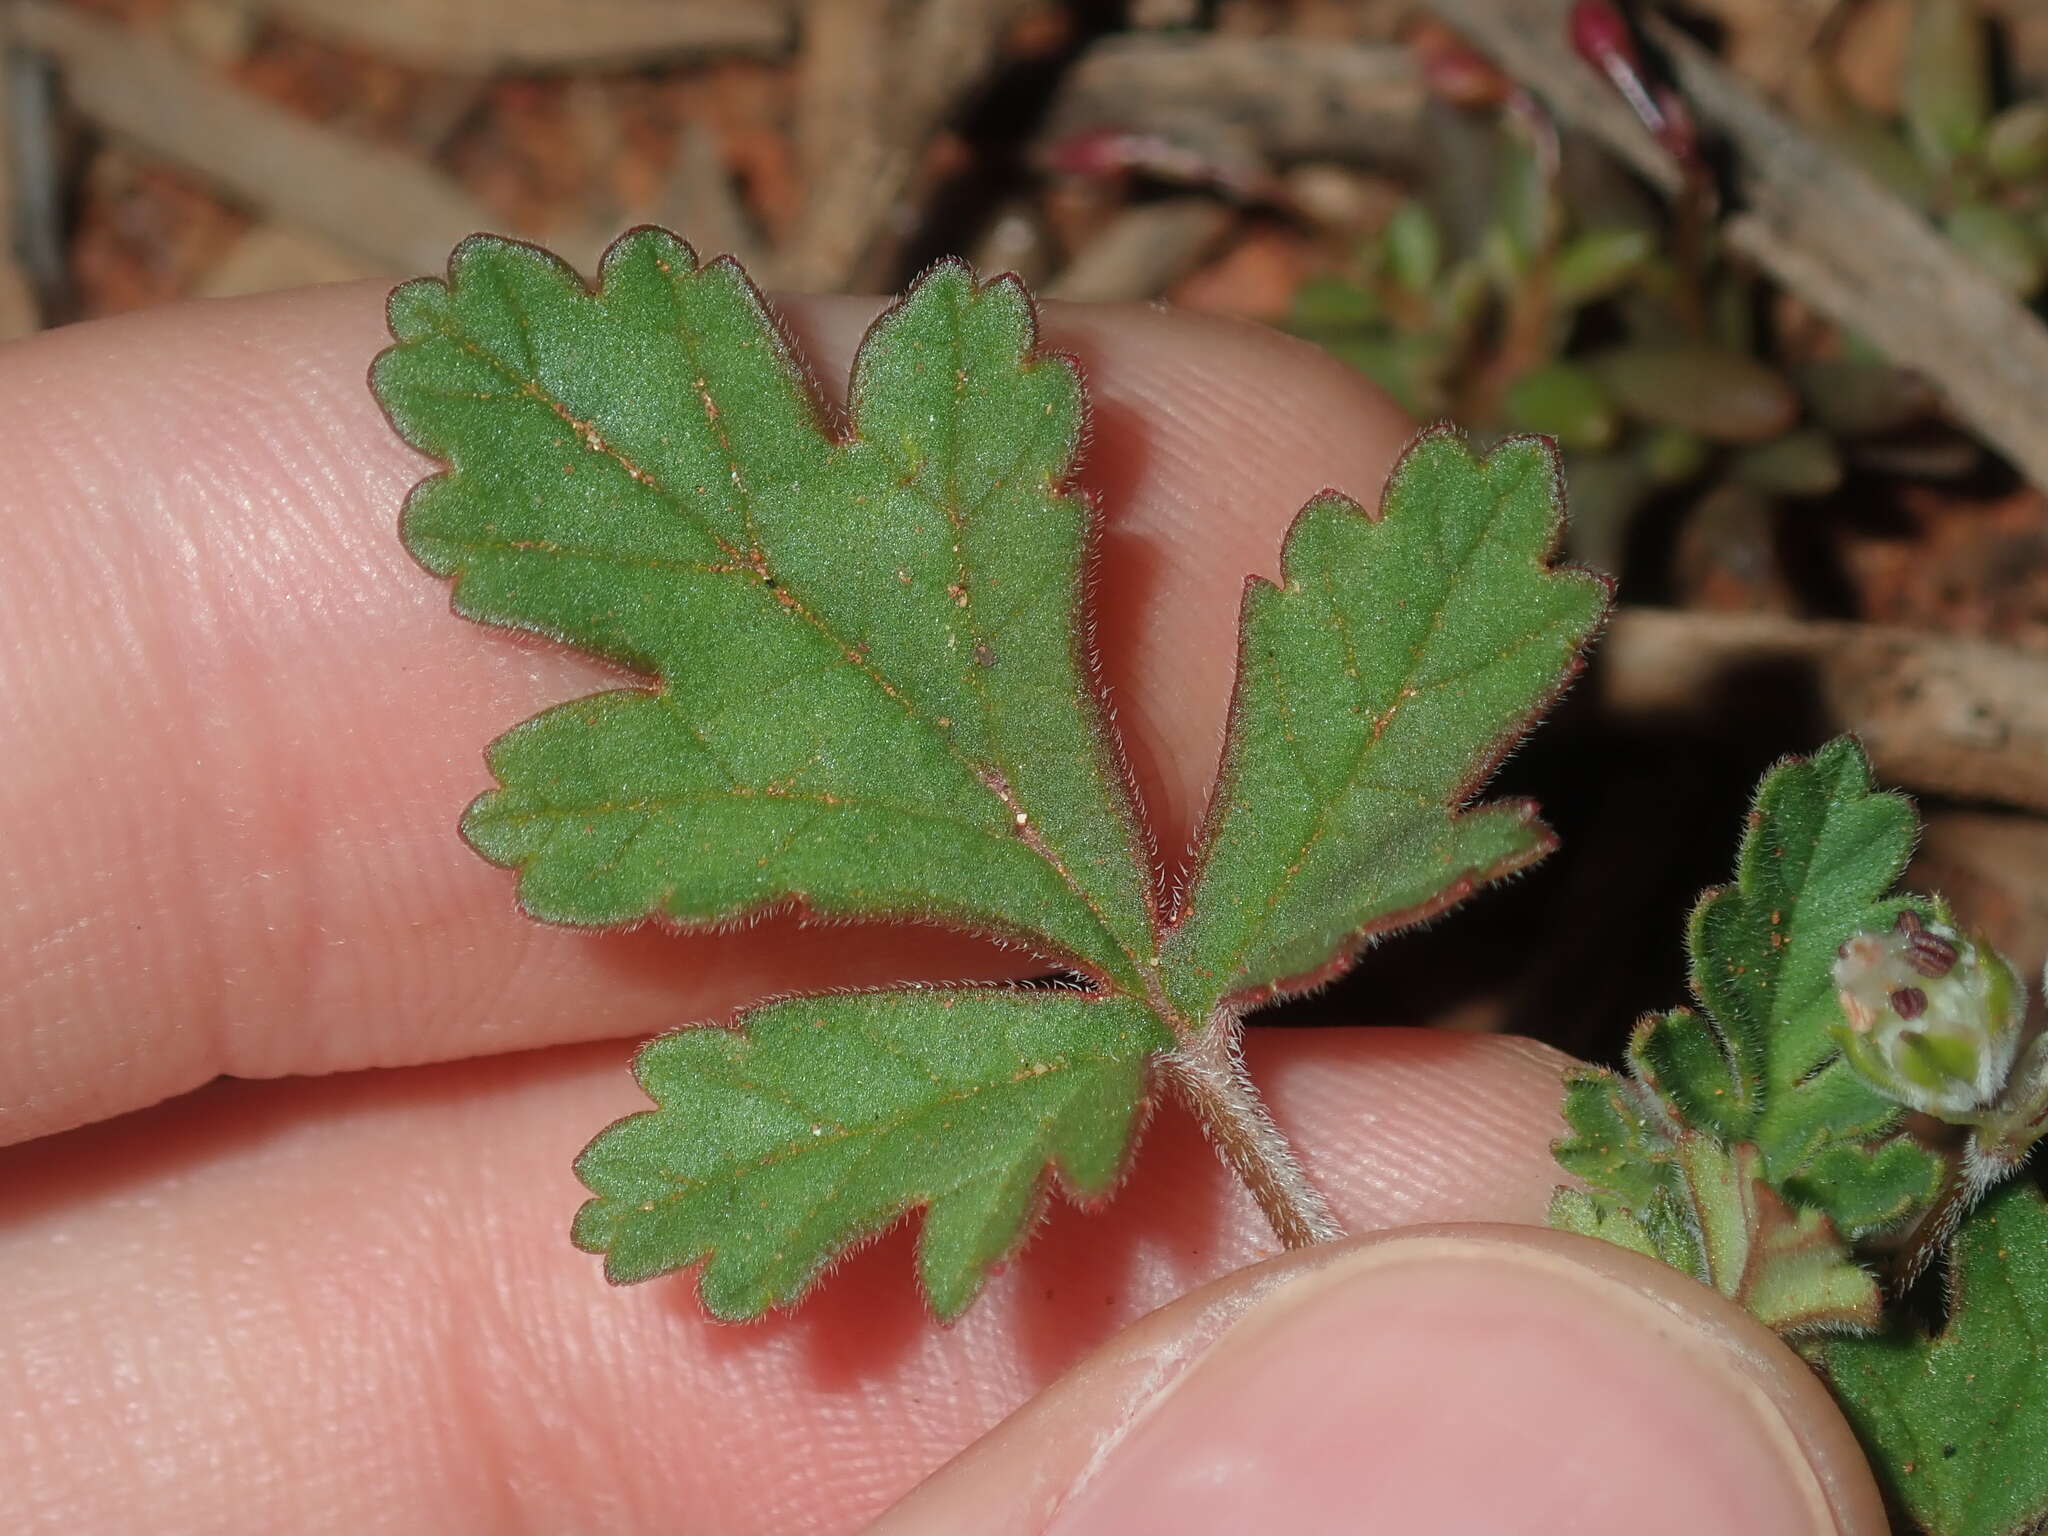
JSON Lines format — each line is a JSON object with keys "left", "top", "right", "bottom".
{"left": 1906, "top": 933, "right": 1959, "bottom": 978}
{"left": 1894, "top": 909, "right": 1924, "bottom": 935}
{"left": 1889, "top": 986, "right": 1929, "bottom": 1020}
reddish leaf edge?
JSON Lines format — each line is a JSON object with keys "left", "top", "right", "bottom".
{"left": 571, "top": 981, "right": 1169, "bottom": 1324}
{"left": 1168, "top": 424, "right": 1615, "bottom": 1015}
{"left": 375, "top": 239, "right": 1610, "bottom": 1318}
{"left": 1675, "top": 736, "right": 1917, "bottom": 1113}
{"left": 370, "top": 227, "right": 1161, "bottom": 991}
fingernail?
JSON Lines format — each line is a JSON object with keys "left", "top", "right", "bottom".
{"left": 1046, "top": 1229, "right": 1881, "bottom": 1536}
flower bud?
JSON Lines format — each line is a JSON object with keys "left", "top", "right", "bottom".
{"left": 1830, "top": 910, "right": 2025, "bottom": 1120}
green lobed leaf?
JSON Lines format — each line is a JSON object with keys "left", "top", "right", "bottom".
{"left": 1554, "top": 1080, "right": 1879, "bottom": 1335}
{"left": 1551, "top": 740, "right": 1950, "bottom": 1328}
{"left": 573, "top": 989, "right": 1171, "bottom": 1319}
{"left": 1549, "top": 1187, "right": 1665, "bottom": 1264}
{"left": 1670, "top": 1137, "right": 1881, "bottom": 1336}
{"left": 1623, "top": 741, "right": 1946, "bottom": 1235}
{"left": 1555, "top": 1065, "right": 1673, "bottom": 1213}
{"left": 373, "top": 232, "right": 1155, "bottom": 991}
{"left": 379, "top": 234, "right": 1608, "bottom": 1319}
{"left": 1780, "top": 1135, "right": 1947, "bottom": 1242}
{"left": 1628, "top": 1008, "right": 1744, "bottom": 1141}
{"left": 1675, "top": 742, "right": 1933, "bottom": 1174}
{"left": 1822, "top": 1180, "right": 2048, "bottom": 1536}
{"left": 1164, "top": 431, "right": 1607, "bottom": 1018}
{"left": 1550, "top": 1080, "right": 1704, "bottom": 1281}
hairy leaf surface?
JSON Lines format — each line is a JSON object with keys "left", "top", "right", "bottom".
{"left": 1823, "top": 1181, "right": 2048, "bottom": 1536}
{"left": 1631, "top": 741, "right": 1942, "bottom": 1230}
{"left": 1553, "top": 1067, "right": 1880, "bottom": 1334}
{"left": 1555, "top": 1065, "right": 1673, "bottom": 1213}
{"left": 1692, "top": 741, "right": 1918, "bottom": 1146}
{"left": 380, "top": 235, "right": 1603, "bottom": 1318}
{"left": 573, "top": 990, "right": 1170, "bottom": 1319}
{"left": 374, "top": 232, "right": 1154, "bottom": 989}
{"left": 1164, "top": 432, "right": 1605, "bottom": 1018}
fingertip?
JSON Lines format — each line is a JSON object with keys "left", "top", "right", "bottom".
{"left": 882, "top": 1226, "right": 1888, "bottom": 1536}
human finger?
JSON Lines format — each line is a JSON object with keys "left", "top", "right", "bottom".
{"left": 880, "top": 1226, "right": 1886, "bottom": 1536}
{"left": 1, "top": 1028, "right": 1564, "bottom": 1533}
{"left": 0, "top": 279, "right": 1412, "bottom": 1142}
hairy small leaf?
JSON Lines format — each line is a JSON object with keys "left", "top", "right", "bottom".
{"left": 1165, "top": 431, "right": 1605, "bottom": 1017}
{"left": 1555, "top": 1065, "right": 1672, "bottom": 1212}
{"left": 1780, "top": 1136, "right": 1949, "bottom": 1243}
{"left": 574, "top": 989, "right": 1170, "bottom": 1320}
{"left": 1628, "top": 1007, "right": 1743, "bottom": 1138}
{"left": 1550, "top": 1186, "right": 1668, "bottom": 1264}
{"left": 1695, "top": 741, "right": 1915, "bottom": 1138}
{"left": 1554, "top": 1071, "right": 1879, "bottom": 1334}
{"left": 1549, "top": 740, "right": 1948, "bottom": 1338}
{"left": 1669, "top": 1137, "right": 1881, "bottom": 1335}
{"left": 1638, "top": 740, "right": 1944, "bottom": 1230}
{"left": 1823, "top": 1181, "right": 2048, "bottom": 1536}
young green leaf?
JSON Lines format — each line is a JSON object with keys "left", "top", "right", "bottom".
{"left": 373, "top": 232, "right": 1155, "bottom": 992}
{"left": 1700, "top": 741, "right": 1913, "bottom": 1123}
{"left": 1628, "top": 1006, "right": 1745, "bottom": 1140}
{"left": 1780, "top": 1135, "right": 1958, "bottom": 1242}
{"left": 1551, "top": 1128, "right": 1703, "bottom": 1277}
{"left": 1554, "top": 1064, "right": 1673, "bottom": 1214}
{"left": 377, "top": 233, "right": 1604, "bottom": 1317}
{"left": 1633, "top": 740, "right": 1943, "bottom": 1227}
{"left": 1553, "top": 1068, "right": 1881, "bottom": 1334}
{"left": 1822, "top": 1180, "right": 2048, "bottom": 1536}
{"left": 1164, "top": 432, "right": 1606, "bottom": 1018}
{"left": 1667, "top": 1136, "right": 1881, "bottom": 1335}
{"left": 1549, "top": 740, "right": 1957, "bottom": 1340}
{"left": 573, "top": 989, "right": 1170, "bottom": 1320}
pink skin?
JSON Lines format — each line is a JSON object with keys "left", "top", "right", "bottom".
{"left": 0, "top": 285, "right": 1884, "bottom": 1531}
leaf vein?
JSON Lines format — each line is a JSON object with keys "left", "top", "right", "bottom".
{"left": 1223, "top": 484, "right": 1558, "bottom": 975}
{"left": 644, "top": 1049, "right": 1130, "bottom": 1205}
{"left": 423, "top": 310, "right": 1141, "bottom": 975}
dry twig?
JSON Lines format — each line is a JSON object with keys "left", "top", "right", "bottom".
{"left": 193, "top": 223, "right": 383, "bottom": 299}
{"left": 780, "top": 0, "right": 1036, "bottom": 293}
{"left": 1044, "top": 198, "right": 1231, "bottom": 302}
{"left": 1600, "top": 608, "right": 2048, "bottom": 814}
{"left": 261, "top": 0, "right": 790, "bottom": 70}
{"left": 11, "top": 1, "right": 610, "bottom": 278}
{"left": 780, "top": 0, "right": 896, "bottom": 293}
{"left": 1049, "top": 35, "right": 1423, "bottom": 168}
{"left": 1425, "top": 0, "right": 2048, "bottom": 496}
{"left": 1670, "top": 0, "right": 1834, "bottom": 92}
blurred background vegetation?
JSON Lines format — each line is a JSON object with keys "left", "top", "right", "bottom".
{"left": 12, "top": 0, "right": 2048, "bottom": 1063}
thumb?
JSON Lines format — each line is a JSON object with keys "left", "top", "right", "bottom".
{"left": 876, "top": 1224, "right": 1888, "bottom": 1535}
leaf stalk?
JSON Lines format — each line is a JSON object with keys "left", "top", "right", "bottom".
{"left": 1162, "top": 1011, "right": 1346, "bottom": 1250}
{"left": 1887, "top": 1034, "right": 2048, "bottom": 1289}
